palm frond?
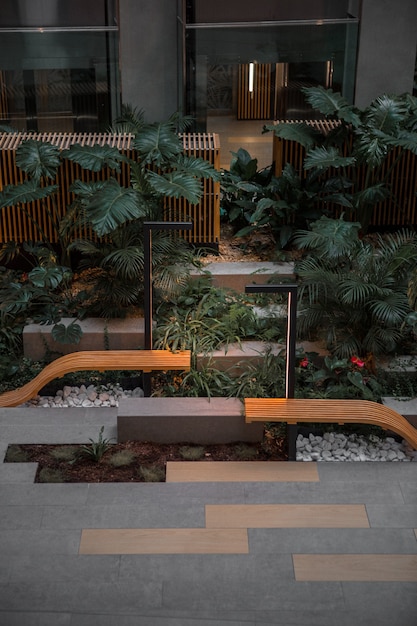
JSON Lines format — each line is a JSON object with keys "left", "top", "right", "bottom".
{"left": 265, "top": 122, "right": 323, "bottom": 150}
{"left": 146, "top": 170, "right": 202, "bottom": 204}
{"left": 0, "top": 181, "right": 58, "bottom": 208}
{"left": 304, "top": 146, "right": 356, "bottom": 171}
{"left": 302, "top": 86, "right": 361, "bottom": 126}
{"left": 101, "top": 247, "right": 144, "bottom": 280}
{"left": 84, "top": 178, "right": 142, "bottom": 237}
{"left": 109, "top": 104, "right": 146, "bottom": 134}
{"left": 62, "top": 144, "right": 127, "bottom": 173}
{"left": 133, "top": 122, "right": 182, "bottom": 167}
{"left": 174, "top": 154, "right": 221, "bottom": 181}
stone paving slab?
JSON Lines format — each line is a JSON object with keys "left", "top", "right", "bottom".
{"left": 0, "top": 408, "right": 417, "bottom": 624}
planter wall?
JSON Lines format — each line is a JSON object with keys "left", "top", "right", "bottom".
{"left": 117, "top": 397, "right": 264, "bottom": 444}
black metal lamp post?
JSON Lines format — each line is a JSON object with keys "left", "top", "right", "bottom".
{"left": 143, "top": 220, "right": 193, "bottom": 396}
{"left": 245, "top": 283, "right": 298, "bottom": 460}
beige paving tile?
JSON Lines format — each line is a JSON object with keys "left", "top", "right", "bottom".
{"left": 293, "top": 554, "right": 417, "bottom": 581}
{"left": 205, "top": 504, "right": 370, "bottom": 528}
{"left": 166, "top": 461, "right": 319, "bottom": 483}
{"left": 79, "top": 528, "right": 249, "bottom": 554}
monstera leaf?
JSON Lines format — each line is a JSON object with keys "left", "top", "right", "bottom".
{"left": 15, "top": 139, "right": 61, "bottom": 182}
{"left": 51, "top": 321, "right": 83, "bottom": 345}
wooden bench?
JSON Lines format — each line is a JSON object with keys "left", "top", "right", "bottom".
{"left": 0, "top": 350, "right": 191, "bottom": 407}
{"left": 244, "top": 398, "right": 417, "bottom": 450}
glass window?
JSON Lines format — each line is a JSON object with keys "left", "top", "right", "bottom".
{"left": 185, "top": 21, "right": 359, "bottom": 127}
{"left": 0, "top": 1, "right": 119, "bottom": 132}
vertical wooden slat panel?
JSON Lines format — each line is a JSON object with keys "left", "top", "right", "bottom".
{"left": 272, "top": 120, "right": 417, "bottom": 227}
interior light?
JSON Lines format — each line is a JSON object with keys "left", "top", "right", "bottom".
{"left": 249, "top": 62, "right": 255, "bottom": 93}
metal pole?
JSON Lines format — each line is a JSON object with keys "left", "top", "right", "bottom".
{"left": 245, "top": 283, "right": 298, "bottom": 460}
{"left": 142, "top": 221, "right": 193, "bottom": 397}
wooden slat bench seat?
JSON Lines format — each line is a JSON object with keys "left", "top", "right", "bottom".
{"left": 0, "top": 350, "right": 191, "bottom": 407}
{"left": 244, "top": 398, "right": 417, "bottom": 450}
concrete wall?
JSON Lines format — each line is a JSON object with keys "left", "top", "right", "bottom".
{"left": 118, "top": 0, "right": 178, "bottom": 122}
{"left": 355, "top": 0, "right": 417, "bottom": 107}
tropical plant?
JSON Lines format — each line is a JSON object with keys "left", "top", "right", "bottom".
{"left": 296, "top": 353, "right": 381, "bottom": 400}
{"left": 80, "top": 426, "right": 114, "bottom": 462}
{"left": 65, "top": 112, "right": 220, "bottom": 316}
{"left": 264, "top": 86, "right": 417, "bottom": 232}
{"left": 294, "top": 216, "right": 417, "bottom": 358}
{"left": 221, "top": 148, "right": 322, "bottom": 250}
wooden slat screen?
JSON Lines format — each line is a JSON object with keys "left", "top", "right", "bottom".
{"left": 237, "top": 64, "right": 273, "bottom": 120}
{"left": 272, "top": 120, "right": 417, "bottom": 227}
{"left": 0, "top": 132, "right": 221, "bottom": 245}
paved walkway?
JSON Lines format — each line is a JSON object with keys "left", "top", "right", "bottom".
{"left": 0, "top": 407, "right": 416, "bottom": 625}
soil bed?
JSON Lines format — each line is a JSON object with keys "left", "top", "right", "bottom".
{"left": 5, "top": 437, "right": 287, "bottom": 483}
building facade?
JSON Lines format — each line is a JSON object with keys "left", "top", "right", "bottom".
{"left": 0, "top": 0, "right": 416, "bottom": 132}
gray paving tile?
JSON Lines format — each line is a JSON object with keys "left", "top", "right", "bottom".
{"left": 366, "top": 504, "right": 417, "bottom": 527}
{"left": 71, "top": 616, "right": 256, "bottom": 626}
{"left": 41, "top": 503, "right": 205, "bottom": 529}
{"left": 400, "top": 481, "right": 417, "bottom": 503}
{"left": 0, "top": 505, "right": 43, "bottom": 529}
{"left": 86, "top": 482, "right": 246, "bottom": 505}
{"left": 159, "top": 554, "right": 343, "bottom": 611}
{"left": 0, "top": 463, "right": 38, "bottom": 483}
{"left": 0, "top": 613, "right": 71, "bottom": 626}
{"left": 0, "top": 580, "right": 162, "bottom": 613}
{"left": 248, "top": 527, "right": 417, "bottom": 554}
{"left": 0, "top": 530, "right": 81, "bottom": 555}
{"left": 342, "top": 581, "right": 417, "bottom": 616}
{"left": 317, "top": 461, "right": 417, "bottom": 482}
{"left": 9, "top": 554, "right": 121, "bottom": 583}
{"left": 0, "top": 484, "right": 88, "bottom": 505}
{"left": 242, "top": 480, "right": 406, "bottom": 504}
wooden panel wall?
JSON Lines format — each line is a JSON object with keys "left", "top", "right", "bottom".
{"left": 237, "top": 64, "right": 273, "bottom": 120}
{"left": 0, "top": 132, "right": 220, "bottom": 245}
{"left": 272, "top": 120, "right": 417, "bottom": 227}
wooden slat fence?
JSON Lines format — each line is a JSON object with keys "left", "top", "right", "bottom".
{"left": 0, "top": 132, "right": 221, "bottom": 246}
{"left": 237, "top": 63, "right": 273, "bottom": 120}
{"left": 272, "top": 119, "right": 417, "bottom": 227}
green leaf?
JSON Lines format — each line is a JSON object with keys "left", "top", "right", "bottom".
{"left": 84, "top": 178, "right": 142, "bottom": 236}
{"left": 28, "top": 266, "right": 67, "bottom": 289}
{"left": 303, "top": 86, "right": 361, "bottom": 126}
{"left": 0, "top": 181, "right": 58, "bottom": 208}
{"left": 304, "top": 146, "right": 356, "bottom": 171}
{"left": 175, "top": 154, "right": 221, "bottom": 181}
{"left": 51, "top": 322, "right": 83, "bottom": 345}
{"left": 147, "top": 170, "right": 202, "bottom": 204}
{"left": 267, "top": 122, "right": 323, "bottom": 150}
{"left": 133, "top": 122, "right": 182, "bottom": 167}
{"left": 62, "top": 144, "right": 126, "bottom": 172}
{"left": 15, "top": 139, "right": 61, "bottom": 182}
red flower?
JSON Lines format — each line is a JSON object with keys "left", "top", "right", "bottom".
{"left": 350, "top": 355, "right": 365, "bottom": 368}
{"left": 300, "top": 357, "right": 309, "bottom": 368}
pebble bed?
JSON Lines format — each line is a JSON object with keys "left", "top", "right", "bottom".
{"left": 25, "top": 384, "right": 417, "bottom": 462}
{"left": 24, "top": 383, "right": 144, "bottom": 409}
{"left": 296, "top": 431, "right": 416, "bottom": 462}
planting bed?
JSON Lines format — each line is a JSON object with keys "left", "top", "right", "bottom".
{"left": 5, "top": 435, "right": 288, "bottom": 483}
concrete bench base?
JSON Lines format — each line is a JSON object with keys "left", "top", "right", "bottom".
{"left": 117, "top": 397, "right": 264, "bottom": 444}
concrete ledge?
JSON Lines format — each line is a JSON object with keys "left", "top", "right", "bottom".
{"left": 191, "top": 261, "right": 295, "bottom": 292}
{"left": 117, "top": 397, "right": 264, "bottom": 444}
{"left": 197, "top": 341, "right": 329, "bottom": 372}
{"left": 23, "top": 317, "right": 145, "bottom": 361}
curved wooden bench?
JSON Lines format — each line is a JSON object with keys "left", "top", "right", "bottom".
{"left": 244, "top": 398, "right": 417, "bottom": 450}
{"left": 0, "top": 350, "right": 191, "bottom": 407}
